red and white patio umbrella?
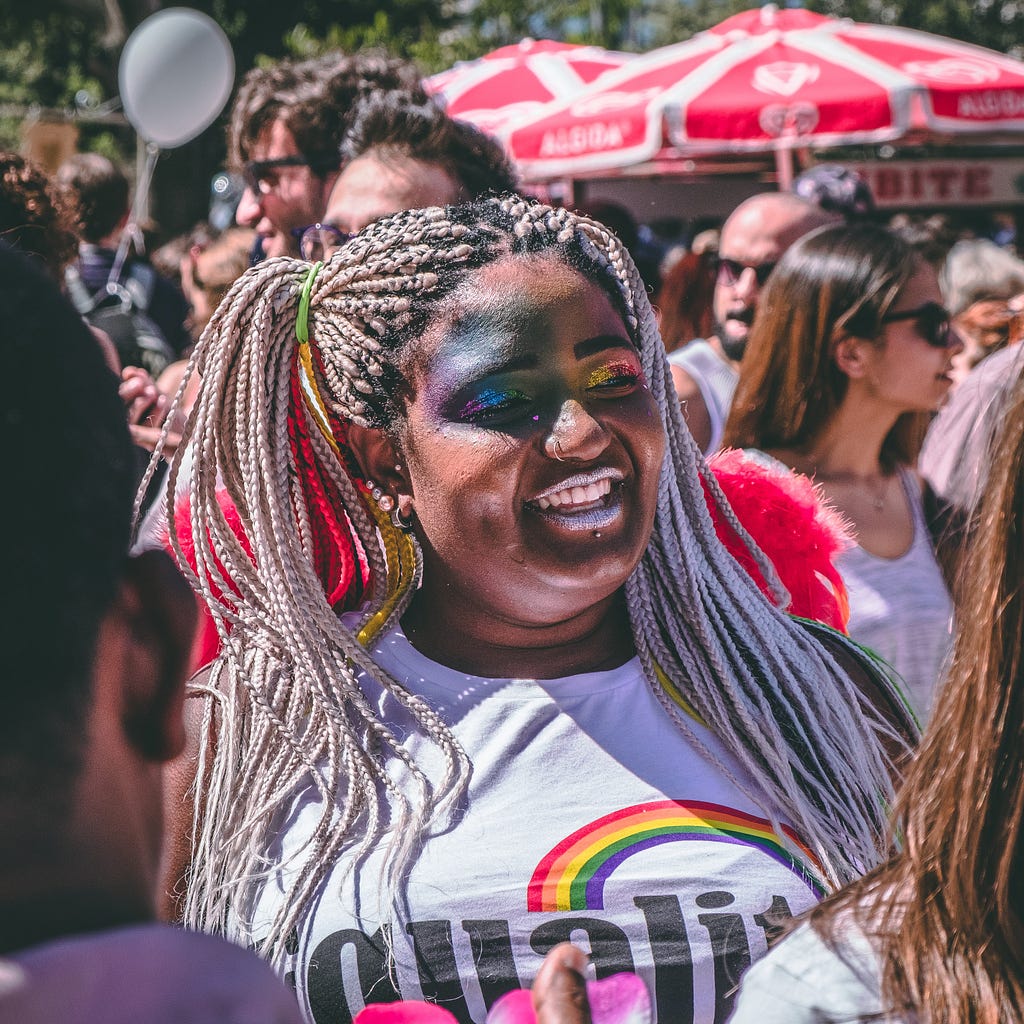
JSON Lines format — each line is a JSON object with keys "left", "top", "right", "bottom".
{"left": 505, "top": 5, "right": 1024, "bottom": 184}
{"left": 426, "top": 38, "right": 635, "bottom": 136}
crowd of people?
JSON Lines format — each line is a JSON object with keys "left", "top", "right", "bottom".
{"left": 3, "top": 41, "right": 1024, "bottom": 1024}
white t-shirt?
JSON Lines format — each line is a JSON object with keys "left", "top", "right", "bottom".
{"left": 667, "top": 341, "right": 739, "bottom": 454}
{"left": 239, "top": 627, "right": 826, "bottom": 1024}
{"left": 730, "top": 918, "right": 898, "bottom": 1024}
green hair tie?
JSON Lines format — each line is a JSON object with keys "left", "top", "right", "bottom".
{"left": 296, "top": 261, "right": 323, "bottom": 347}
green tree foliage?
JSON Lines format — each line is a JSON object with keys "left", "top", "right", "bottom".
{"left": 807, "top": 0, "right": 1024, "bottom": 58}
{"left": 0, "top": 0, "right": 459, "bottom": 123}
{"left": 644, "top": 0, "right": 751, "bottom": 49}
{"left": 201, "top": 0, "right": 454, "bottom": 72}
{"left": 0, "top": 2, "right": 116, "bottom": 150}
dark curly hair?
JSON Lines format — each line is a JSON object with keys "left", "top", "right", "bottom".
{"left": 227, "top": 51, "right": 429, "bottom": 175}
{"left": 0, "top": 152, "right": 78, "bottom": 278}
{"left": 55, "top": 152, "right": 130, "bottom": 243}
{"left": 340, "top": 94, "right": 519, "bottom": 200}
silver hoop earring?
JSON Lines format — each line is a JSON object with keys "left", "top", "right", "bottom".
{"left": 391, "top": 505, "right": 414, "bottom": 532}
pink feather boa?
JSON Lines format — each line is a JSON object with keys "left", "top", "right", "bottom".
{"left": 704, "top": 448, "right": 852, "bottom": 633}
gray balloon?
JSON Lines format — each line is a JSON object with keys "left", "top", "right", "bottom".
{"left": 119, "top": 8, "right": 235, "bottom": 149}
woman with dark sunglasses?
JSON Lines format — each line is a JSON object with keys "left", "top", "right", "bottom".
{"left": 724, "top": 223, "right": 963, "bottom": 721}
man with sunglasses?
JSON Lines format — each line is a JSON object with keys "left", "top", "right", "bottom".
{"left": 228, "top": 52, "right": 426, "bottom": 260}
{"left": 669, "top": 193, "right": 839, "bottom": 452}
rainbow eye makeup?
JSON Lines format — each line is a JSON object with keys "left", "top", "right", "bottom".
{"left": 459, "top": 387, "right": 530, "bottom": 423}
{"left": 587, "top": 362, "right": 642, "bottom": 390}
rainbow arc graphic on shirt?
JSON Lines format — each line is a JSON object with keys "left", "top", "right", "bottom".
{"left": 527, "top": 799, "right": 827, "bottom": 912}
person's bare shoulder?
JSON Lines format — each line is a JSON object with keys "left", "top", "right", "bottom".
{"left": 670, "top": 362, "right": 712, "bottom": 452}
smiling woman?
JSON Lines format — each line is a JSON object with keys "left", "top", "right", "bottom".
{"left": 159, "top": 197, "right": 903, "bottom": 1024}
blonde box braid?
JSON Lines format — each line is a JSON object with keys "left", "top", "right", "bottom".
{"left": 160, "top": 252, "right": 468, "bottom": 958}
{"left": 161, "top": 197, "right": 897, "bottom": 959}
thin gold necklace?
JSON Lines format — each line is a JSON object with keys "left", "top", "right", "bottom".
{"left": 816, "top": 468, "right": 891, "bottom": 513}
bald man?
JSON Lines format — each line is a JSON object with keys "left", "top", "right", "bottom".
{"left": 670, "top": 193, "right": 841, "bottom": 452}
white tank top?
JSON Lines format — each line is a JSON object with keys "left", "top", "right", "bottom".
{"left": 667, "top": 341, "right": 738, "bottom": 453}
{"left": 837, "top": 468, "right": 954, "bottom": 721}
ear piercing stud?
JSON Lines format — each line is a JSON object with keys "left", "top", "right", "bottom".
{"left": 365, "top": 479, "right": 395, "bottom": 513}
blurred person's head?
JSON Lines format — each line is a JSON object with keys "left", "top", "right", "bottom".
{"left": 712, "top": 192, "right": 840, "bottom": 363}
{"left": 890, "top": 212, "right": 956, "bottom": 271}
{"left": 572, "top": 199, "right": 663, "bottom": 292}
{"left": 309, "top": 97, "right": 517, "bottom": 258}
{"left": 726, "top": 222, "right": 961, "bottom": 470}
{"left": 0, "top": 152, "right": 78, "bottom": 278}
{"left": 151, "top": 225, "right": 213, "bottom": 292}
{"left": 182, "top": 227, "right": 255, "bottom": 338}
{"left": 0, "top": 243, "right": 195, "bottom": 948}
{"left": 56, "top": 153, "right": 130, "bottom": 245}
{"left": 228, "top": 52, "right": 427, "bottom": 258}
{"left": 941, "top": 238, "right": 1024, "bottom": 380}
{"left": 690, "top": 228, "right": 720, "bottom": 255}
{"left": 792, "top": 163, "right": 876, "bottom": 222}
{"left": 655, "top": 249, "right": 717, "bottom": 353}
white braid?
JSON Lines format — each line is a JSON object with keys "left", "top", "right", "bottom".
{"left": 159, "top": 255, "right": 469, "bottom": 958}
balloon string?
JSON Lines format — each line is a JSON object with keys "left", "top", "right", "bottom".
{"left": 108, "top": 142, "right": 160, "bottom": 288}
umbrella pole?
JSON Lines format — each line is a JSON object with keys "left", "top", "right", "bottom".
{"left": 774, "top": 144, "right": 793, "bottom": 191}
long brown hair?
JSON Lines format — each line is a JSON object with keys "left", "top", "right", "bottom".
{"left": 656, "top": 249, "right": 717, "bottom": 353}
{"left": 723, "top": 223, "right": 931, "bottom": 469}
{"left": 810, "top": 368, "right": 1024, "bottom": 1020}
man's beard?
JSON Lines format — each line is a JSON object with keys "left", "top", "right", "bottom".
{"left": 715, "top": 306, "right": 755, "bottom": 363}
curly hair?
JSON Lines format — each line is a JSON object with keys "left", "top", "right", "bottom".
{"left": 227, "top": 51, "right": 429, "bottom": 174}
{"left": 0, "top": 152, "right": 78, "bottom": 278}
{"left": 55, "top": 152, "right": 129, "bottom": 243}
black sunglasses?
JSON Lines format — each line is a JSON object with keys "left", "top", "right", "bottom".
{"left": 716, "top": 256, "right": 778, "bottom": 288}
{"left": 881, "top": 301, "right": 955, "bottom": 349}
{"left": 243, "top": 155, "right": 335, "bottom": 194}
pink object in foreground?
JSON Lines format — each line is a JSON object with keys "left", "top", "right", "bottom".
{"left": 705, "top": 448, "right": 853, "bottom": 633}
{"left": 356, "top": 1002, "right": 461, "bottom": 1024}
{"left": 354, "top": 972, "right": 652, "bottom": 1024}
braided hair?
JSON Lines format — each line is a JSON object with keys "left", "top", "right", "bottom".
{"left": 158, "top": 196, "right": 898, "bottom": 958}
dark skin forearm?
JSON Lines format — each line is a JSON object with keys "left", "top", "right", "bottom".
{"left": 158, "top": 687, "right": 212, "bottom": 922}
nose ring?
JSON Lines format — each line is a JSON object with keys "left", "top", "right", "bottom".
{"left": 552, "top": 439, "right": 567, "bottom": 462}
